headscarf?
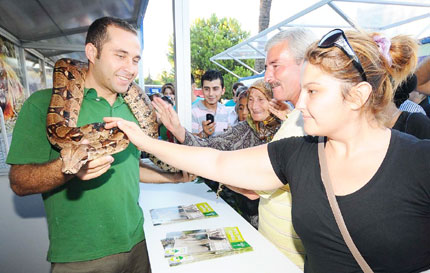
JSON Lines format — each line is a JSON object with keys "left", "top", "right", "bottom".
{"left": 246, "top": 79, "right": 282, "bottom": 142}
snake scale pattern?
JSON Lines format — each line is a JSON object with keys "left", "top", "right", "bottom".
{"left": 46, "top": 58, "right": 178, "bottom": 174}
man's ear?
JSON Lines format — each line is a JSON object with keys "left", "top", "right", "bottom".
{"left": 85, "top": 43, "right": 97, "bottom": 64}
{"left": 221, "top": 87, "right": 226, "bottom": 96}
{"left": 348, "top": 81, "right": 372, "bottom": 111}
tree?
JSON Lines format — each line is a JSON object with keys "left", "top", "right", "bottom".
{"left": 144, "top": 72, "right": 162, "bottom": 85}
{"left": 165, "top": 14, "right": 254, "bottom": 99}
{"left": 144, "top": 72, "right": 154, "bottom": 84}
{"left": 159, "top": 70, "right": 175, "bottom": 85}
{"left": 255, "top": 0, "right": 272, "bottom": 72}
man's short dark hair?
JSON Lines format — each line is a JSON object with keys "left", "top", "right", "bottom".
{"left": 85, "top": 17, "right": 137, "bottom": 58}
{"left": 201, "top": 70, "right": 224, "bottom": 89}
{"left": 191, "top": 74, "right": 195, "bottom": 84}
{"left": 394, "top": 74, "right": 418, "bottom": 107}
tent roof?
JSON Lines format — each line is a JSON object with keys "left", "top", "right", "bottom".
{"left": 210, "top": 0, "right": 430, "bottom": 78}
{"left": 0, "top": 0, "right": 148, "bottom": 64}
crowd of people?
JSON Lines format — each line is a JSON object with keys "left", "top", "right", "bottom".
{"left": 7, "top": 14, "right": 430, "bottom": 273}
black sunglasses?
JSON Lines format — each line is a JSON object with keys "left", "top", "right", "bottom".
{"left": 318, "top": 29, "right": 367, "bottom": 82}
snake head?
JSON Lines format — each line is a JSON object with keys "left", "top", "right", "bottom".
{"left": 60, "top": 145, "right": 89, "bottom": 174}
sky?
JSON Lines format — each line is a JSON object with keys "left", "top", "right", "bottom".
{"left": 141, "top": 0, "right": 315, "bottom": 80}
{"left": 141, "top": 0, "right": 430, "bottom": 80}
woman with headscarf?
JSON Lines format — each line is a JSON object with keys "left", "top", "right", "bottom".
{"left": 152, "top": 79, "right": 287, "bottom": 228}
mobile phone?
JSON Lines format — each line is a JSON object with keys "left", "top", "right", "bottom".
{"left": 161, "top": 95, "right": 173, "bottom": 105}
{"left": 206, "top": 113, "right": 214, "bottom": 124}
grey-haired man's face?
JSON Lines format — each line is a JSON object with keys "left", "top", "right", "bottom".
{"left": 264, "top": 41, "right": 302, "bottom": 105}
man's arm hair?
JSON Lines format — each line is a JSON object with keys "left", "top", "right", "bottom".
{"left": 139, "top": 161, "right": 191, "bottom": 183}
{"left": 9, "top": 158, "right": 72, "bottom": 196}
{"left": 9, "top": 155, "right": 114, "bottom": 196}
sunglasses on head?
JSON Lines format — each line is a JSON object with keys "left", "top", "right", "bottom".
{"left": 318, "top": 29, "right": 367, "bottom": 82}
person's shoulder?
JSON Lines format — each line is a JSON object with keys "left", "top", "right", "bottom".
{"left": 217, "top": 102, "right": 235, "bottom": 115}
{"left": 217, "top": 101, "right": 228, "bottom": 109}
{"left": 192, "top": 99, "right": 205, "bottom": 110}
{"left": 271, "top": 135, "right": 317, "bottom": 147}
{"left": 28, "top": 88, "right": 52, "bottom": 100}
{"left": 23, "top": 88, "right": 53, "bottom": 108}
{"left": 191, "top": 100, "right": 202, "bottom": 113}
{"left": 391, "top": 130, "right": 430, "bottom": 172}
{"left": 408, "top": 112, "right": 430, "bottom": 123}
{"left": 233, "top": 121, "right": 249, "bottom": 130}
{"left": 391, "top": 128, "right": 430, "bottom": 149}
{"left": 268, "top": 136, "right": 318, "bottom": 170}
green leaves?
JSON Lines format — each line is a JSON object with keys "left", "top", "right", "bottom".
{"left": 165, "top": 14, "right": 254, "bottom": 99}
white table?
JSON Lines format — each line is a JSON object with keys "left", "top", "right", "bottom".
{"left": 139, "top": 181, "right": 302, "bottom": 273}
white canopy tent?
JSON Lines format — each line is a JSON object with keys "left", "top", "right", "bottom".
{"left": 210, "top": 0, "right": 430, "bottom": 78}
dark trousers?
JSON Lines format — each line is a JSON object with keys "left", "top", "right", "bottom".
{"left": 51, "top": 240, "right": 151, "bottom": 273}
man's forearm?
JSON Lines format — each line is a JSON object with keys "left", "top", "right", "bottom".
{"left": 9, "top": 158, "right": 72, "bottom": 196}
{"left": 140, "top": 162, "right": 185, "bottom": 183}
{"left": 416, "top": 57, "right": 430, "bottom": 86}
{"left": 417, "top": 80, "right": 430, "bottom": 96}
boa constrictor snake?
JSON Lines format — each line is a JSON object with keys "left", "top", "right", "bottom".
{"left": 46, "top": 58, "right": 179, "bottom": 174}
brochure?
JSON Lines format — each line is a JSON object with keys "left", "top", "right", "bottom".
{"left": 161, "top": 226, "right": 253, "bottom": 266}
{"left": 150, "top": 202, "right": 218, "bottom": 226}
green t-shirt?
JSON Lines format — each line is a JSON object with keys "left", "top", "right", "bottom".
{"left": 7, "top": 88, "right": 144, "bottom": 262}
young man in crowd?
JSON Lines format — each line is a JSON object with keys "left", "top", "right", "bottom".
{"left": 7, "top": 16, "right": 190, "bottom": 273}
{"left": 191, "top": 70, "right": 237, "bottom": 138}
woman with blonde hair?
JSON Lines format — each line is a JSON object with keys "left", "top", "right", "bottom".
{"left": 106, "top": 30, "right": 430, "bottom": 272}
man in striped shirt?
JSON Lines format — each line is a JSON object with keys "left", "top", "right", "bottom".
{"left": 191, "top": 70, "right": 237, "bottom": 138}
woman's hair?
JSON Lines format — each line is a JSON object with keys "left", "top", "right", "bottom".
{"left": 248, "top": 79, "right": 273, "bottom": 100}
{"left": 305, "top": 30, "right": 418, "bottom": 124}
{"left": 161, "top": 83, "right": 175, "bottom": 95}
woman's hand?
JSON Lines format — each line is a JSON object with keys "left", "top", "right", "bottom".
{"left": 269, "top": 99, "right": 292, "bottom": 121}
{"left": 152, "top": 97, "right": 186, "bottom": 142}
{"left": 104, "top": 117, "right": 148, "bottom": 151}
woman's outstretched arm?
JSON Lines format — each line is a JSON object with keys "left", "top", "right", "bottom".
{"left": 104, "top": 117, "right": 283, "bottom": 191}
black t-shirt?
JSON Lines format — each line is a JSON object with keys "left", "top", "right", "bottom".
{"left": 393, "top": 111, "right": 430, "bottom": 139}
{"left": 419, "top": 97, "right": 430, "bottom": 118}
{"left": 268, "top": 130, "right": 430, "bottom": 273}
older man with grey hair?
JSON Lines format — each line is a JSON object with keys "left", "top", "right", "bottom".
{"left": 255, "top": 28, "right": 316, "bottom": 270}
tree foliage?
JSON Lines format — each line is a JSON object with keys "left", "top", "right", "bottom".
{"left": 144, "top": 73, "right": 162, "bottom": 85}
{"left": 165, "top": 14, "right": 254, "bottom": 99}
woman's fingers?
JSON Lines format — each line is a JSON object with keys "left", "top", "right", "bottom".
{"left": 152, "top": 97, "right": 171, "bottom": 112}
{"left": 103, "top": 117, "right": 123, "bottom": 129}
{"left": 103, "top": 117, "right": 149, "bottom": 151}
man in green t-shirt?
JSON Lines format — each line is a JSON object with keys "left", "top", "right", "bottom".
{"left": 7, "top": 17, "right": 189, "bottom": 273}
